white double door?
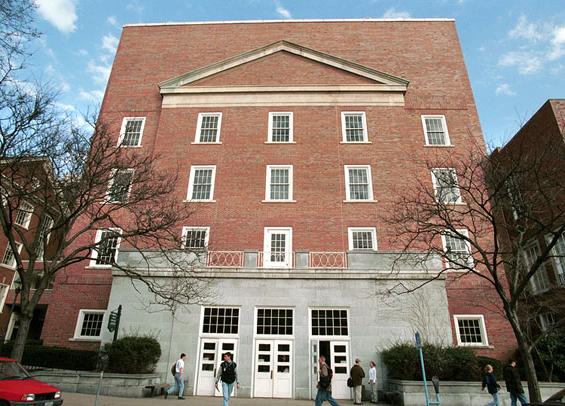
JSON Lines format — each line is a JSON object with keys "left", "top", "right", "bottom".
{"left": 196, "top": 338, "right": 238, "bottom": 397}
{"left": 253, "top": 339, "right": 293, "bottom": 398}
{"left": 311, "top": 340, "right": 351, "bottom": 400}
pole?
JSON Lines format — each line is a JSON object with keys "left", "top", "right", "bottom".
{"left": 418, "top": 345, "right": 430, "bottom": 406}
{"left": 94, "top": 370, "right": 103, "bottom": 406}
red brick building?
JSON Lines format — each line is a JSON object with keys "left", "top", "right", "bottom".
{"left": 40, "top": 19, "right": 516, "bottom": 399}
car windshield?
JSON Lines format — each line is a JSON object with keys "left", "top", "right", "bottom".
{"left": 0, "top": 360, "right": 31, "bottom": 380}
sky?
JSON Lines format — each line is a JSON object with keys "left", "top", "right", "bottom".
{"left": 24, "top": 0, "right": 565, "bottom": 147}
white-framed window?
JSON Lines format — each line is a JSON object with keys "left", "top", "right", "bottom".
{"left": 90, "top": 228, "right": 121, "bottom": 267}
{"left": 35, "top": 214, "right": 54, "bottom": 260}
{"left": 202, "top": 307, "right": 240, "bottom": 335}
{"left": 311, "top": 309, "right": 349, "bottom": 336}
{"left": 2, "top": 242, "right": 22, "bottom": 269}
{"left": 268, "top": 112, "right": 293, "bottom": 143}
{"left": 255, "top": 308, "right": 294, "bottom": 335}
{"left": 118, "top": 117, "right": 146, "bottom": 147}
{"left": 181, "top": 226, "right": 209, "bottom": 250}
{"left": 348, "top": 227, "right": 377, "bottom": 251}
{"left": 107, "top": 169, "right": 134, "bottom": 203}
{"left": 523, "top": 241, "right": 550, "bottom": 294}
{"left": 539, "top": 312, "right": 556, "bottom": 332}
{"left": 344, "top": 165, "right": 373, "bottom": 201}
{"left": 431, "top": 168, "right": 462, "bottom": 204}
{"left": 187, "top": 166, "right": 216, "bottom": 201}
{"left": 442, "top": 229, "right": 474, "bottom": 269}
{"left": 341, "top": 112, "right": 368, "bottom": 143}
{"left": 454, "top": 315, "right": 488, "bottom": 346}
{"left": 0, "top": 283, "right": 9, "bottom": 312}
{"left": 265, "top": 165, "right": 293, "bottom": 201}
{"left": 263, "top": 227, "right": 292, "bottom": 268}
{"left": 14, "top": 201, "right": 34, "bottom": 229}
{"left": 548, "top": 232, "right": 565, "bottom": 286}
{"left": 73, "top": 309, "right": 106, "bottom": 340}
{"left": 422, "top": 115, "right": 450, "bottom": 146}
{"left": 195, "top": 113, "right": 222, "bottom": 143}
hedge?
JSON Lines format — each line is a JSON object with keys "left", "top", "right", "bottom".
{"left": 0, "top": 342, "right": 98, "bottom": 371}
{"left": 104, "top": 335, "right": 161, "bottom": 374}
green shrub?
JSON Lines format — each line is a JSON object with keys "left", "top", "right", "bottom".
{"left": 0, "top": 343, "right": 97, "bottom": 371}
{"left": 477, "top": 356, "right": 503, "bottom": 380}
{"left": 104, "top": 335, "right": 161, "bottom": 373}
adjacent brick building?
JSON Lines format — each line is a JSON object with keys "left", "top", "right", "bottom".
{"left": 40, "top": 19, "right": 516, "bottom": 400}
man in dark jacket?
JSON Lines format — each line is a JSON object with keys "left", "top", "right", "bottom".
{"left": 350, "top": 358, "right": 365, "bottom": 405}
{"left": 503, "top": 361, "right": 528, "bottom": 406}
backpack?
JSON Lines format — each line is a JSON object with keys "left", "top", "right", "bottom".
{"left": 319, "top": 367, "right": 333, "bottom": 389}
{"left": 221, "top": 361, "right": 237, "bottom": 384}
{"left": 171, "top": 362, "right": 176, "bottom": 376}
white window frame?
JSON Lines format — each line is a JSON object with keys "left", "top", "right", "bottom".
{"left": 187, "top": 165, "right": 217, "bottom": 202}
{"left": 14, "top": 201, "right": 34, "bottom": 229}
{"left": 73, "top": 309, "right": 106, "bottom": 340}
{"left": 441, "top": 229, "right": 474, "bottom": 270}
{"left": 35, "top": 214, "right": 54, "bottom": 261}
{"left": 2, "top": 242, "right": 23, "bottom": 269}
{"left": 267, "top": 112, "right": 294, "bottom": 143}
{"left": 106, "top": 168, "right": 134, "bottom": 203}
{"left": 89, "top": 228, "right": 122, "bottom": 268}
{"left": 254, "top": 307, "right": 295, "bottom": 337}
{"left": 181, "top": 226, "right": 210, "bottom": 250}
{"left": 341, "top": 112, "right": 369, "bottom": 143}
{"left": 265, "top": 165, "right": 294, "bottom": 202}
{"left": 200, "top": 306, "right": 241, "bottom": 336}
{"left": 421, "top": 115, "right": 451, "bottom": 146}
{"left": 453, "top": 314, "right": 489, "bottom": 346}
{"left": 117, "top": 117, "right": 146, "bottom": 147}
{"left": 344, "top": 165, "right": 374, "bottom": 201}
{"left": 0, "top": 283, "right": 9, "bottom": 312}
{"left": 263, "top": 227, "right": 292, "bottom": 269}
{"left": 547, "top": 232, "right": 565, "bottom": 286}
{"left": 194, "top": 112, "right": 223, "bottom": 144}
{"left": 347, "top": 227, "right": 378, "bottom": 251}
{"left": 431, "top": 168, "right": 463, "bottom": 204}
{"left": 523, "top": 240, "right": 551, "bottom": 294}
{"left": 309, "top": 308, "right": 350, "bottom": 338}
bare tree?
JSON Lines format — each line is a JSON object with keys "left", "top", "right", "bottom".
{"left": 382, "top": 134, "right": 565, "bottom": 402}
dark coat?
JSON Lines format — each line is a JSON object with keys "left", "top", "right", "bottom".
{"left": 482, "top": 372, "right": 500, "bottom": 395}
{"left": 503, "top": 365, "right": 524, "bottom": 394}
{"left": 350, "top": 364, "right": 365, "bottom": 386}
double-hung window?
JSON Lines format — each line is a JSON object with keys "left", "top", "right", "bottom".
{"left": 2, "top": 242, "right": 23, "bottom": 269}
{"left": 422, "top": 115, "right": 450, "bottom": 146}
{"left": 107, "top": 169, "right": 134, "bottom": 203}
{"left": 432, "top": 168, "right": 462, "bottom": 204}
{"left": 182, "top": 226, "right": 209, "bottom": 251}
{"left": 263, "top": 227, "right": 292, "bottom": 268}
{"left": 344, "top": 165, "right": 373, "bottom": 201}
{"left": 442, "top": 229, "right": 473, "bottom": 269}
{"left": 348, "top": 227, "right": 377, "bottom": 251}
{"left": 268, "top": 112, "right": 293, "bottom": 143}
{"left": 454, "top": 315, "right": 488, "bottom": 346}
{"left": 265, "top": 165, "right": 293, "bottom": 201}
{"left": 195, "top": 113, "right": 222, "bottom": 143}
{"left": 14, "top": 201, "right": 34, "bottom": 229}
{"left": 523, "top": 241, "right": 550, "bottom": 294}
{"left": 341, "top": 112, "right": 368, "bottom": 143}
{"left": 118, "top": 117, "right": 145, "bottom": 147}
{"left": 187, "top": 166, "right": 216, "bottom": 201}
{"left": 90, "top": 228, "right": 121, "bottom": 267}
{"left": 73, "top": 309, "right": 105, "bottom": 340}
{"left": 34, "top": 214, "right": 54, "bottom": 260}
{"left": 548, "top": 232, "right": 565, "bottom": 286}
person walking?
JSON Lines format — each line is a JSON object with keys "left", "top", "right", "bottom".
{"left": 350, "top": 358, "right": 365, "bottom": 405}
{"left": 215, "top": 352, "right": 240, "bottom": 406}
{"left": 165, "top": 353, "right": 186, "bottom": 400}
{"left": 482, "top": 364, "right": 501, "bottom": 406}
{"left": 503, "top": 360, "right": 528, "bottom": 406}
{"left": 368, "top": 361, "right": 377, "bottom": 404}
{"left": 315, "top": 355, "right": 340, "bottom": 406}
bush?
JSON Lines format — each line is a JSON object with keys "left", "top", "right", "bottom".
{"left": 0, "top": 342, "right": 98, "bottom": 371}
{"left": 476, "top": 356, "right": 503, "bottom": 380}
{"left": 104, "top": 335, "right": 161, "bottom": 374}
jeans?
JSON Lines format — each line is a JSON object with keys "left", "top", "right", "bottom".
{"left": 315, "top": 388, "right": 341, "bottom": 406}
{"left": 369, "top": 382, "right": 377, "bottom": 402}
{"left": 222, "top": 381, "right": 234, "bottom": 406}
{"left": 167, "top": 373, "right": 184, "bottom": 398}
{"left": 487, "top": 392, "right": 499, "bottom": 406}
{"left": 510, "top": 392, "right": 528, "bottom": 406}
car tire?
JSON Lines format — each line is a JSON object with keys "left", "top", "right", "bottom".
{"left": 0, "top": 401, "right": 9, "bottom": 406}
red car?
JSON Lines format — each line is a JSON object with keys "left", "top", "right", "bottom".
{"left": 0, "top": 357, "right": 63, "bottom": 405}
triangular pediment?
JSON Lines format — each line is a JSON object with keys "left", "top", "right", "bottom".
{"left": 159, "top": 40, "right": 408, "bottom": 93}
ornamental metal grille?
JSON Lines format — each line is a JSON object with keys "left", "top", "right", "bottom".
{"left": 348, "top": 168, "right": 369, "bottom": 200}
{"left": 202, "top": 307, "right": 239, "bottom": 334}
{"left": 14, "top": 201, "right": 33, "bottom": 227}
{"left": 271, "top": 114, "right": 290, "bottom": 142}
{"left": 80, "top": 312, "right": 104, "bottom": 337}
{"left": 184, "top": 229, "right": 207, "bottom": 250}
{"left": 95, "top": 230, "right": 120, "bottom": 265}
{"left": 424, "top": 117, "right": 447, "bottom": 145}
{"left": 311, "top": 309, "right": 348, "bottom": 336}
{"left": 108, "top": 170, "right": 133, "bottom": 203}
{"left": 199, "top": 115, "right": 220, "bottom": 142}
{"left": 270, "top": 233, "right": 287, "bottom": 262}
{"left": 352, "top": 231, "right": 374, "bottom": 250}
{"left": 191, "top": 169, "right": 213, "bottom": 200}
{"left": 270, "top": 168, "right": 289, "bottom": 200}
{"left": 121, "top": 119, "right": 144, "bottom": 146}
{"left": 256, "top": 308, "right": 293, "bottom": 335}
{"left": 344, "top": 114, "right": 365, "bottom": 142}
{"left": 433, "top": 169, "right": 460, "bottom": 203}
{"left": 457, "top": 318, "right": 483, "bottom": 344}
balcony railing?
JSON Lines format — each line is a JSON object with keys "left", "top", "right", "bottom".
{"left": 309, "top": 252, "right": 347, "bottom": 269}
{"left": 206, "top": 251, "right": 244, "bottom": 268}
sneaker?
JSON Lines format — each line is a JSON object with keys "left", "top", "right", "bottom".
{"left": 178, "top": 397, "right": 185, "bottom": 400}
{"left": 164, "top": 391, "right": 168, "bottom": 399}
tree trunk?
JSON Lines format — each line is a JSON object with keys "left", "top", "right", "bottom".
{"left": 10, "top": 312, "right": 33, "bottom": 362}
{"left": 519, "top": 340, "right": 542, "bottom": 403}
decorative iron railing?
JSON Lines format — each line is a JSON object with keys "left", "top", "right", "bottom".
{"left": 206, "top": 251, "right": 244, "bottom": 268}
{"left": 308, "top": 252, "right": 347, "bottom": 269}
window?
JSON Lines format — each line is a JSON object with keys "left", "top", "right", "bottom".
{"left": 539, "top": 312, "right": 556, "bottom": 331}
{"left": 2, "top": 242, "right": 22, "bottom": 269}
{"left": 344, "top": 165, "right": 373, "bottom": 201}
{"left": 548, "top": 232, "right": 565, "bottom": 286}
{"left": 505, "top": 174, "right": 525, "bottom": 220}
{"left": 90, "top": 229, "right": 121, "bottom": 267}
{"left": 0, "top": 283, "right": 9, "bottom": 311}
{"left": 348, "top": 227, "right": 377, "bottom": 251}
{"left": 311, "top": 309, "right": 349, "bottom": 336}
{"left": 341, "top": 112, "right": 368, "bottom": 143}
{"left": 268, "top": 112, "right": 293, "bottom": 143}
{"left": 523, "top": 241, "right": 550, "bottom": 294}
{"left": 195, "top": 113, "right": 222, "bottom": 143}
{"left": 118, "top": 117, "right": 146, "bottom": 147}
{"left": 442, "top": 229, "right": 474, "bottom": 269}
{"left": 182, "top": 227, "right": 209, "bottom": 250}
{"left": 422, "top": 115, "right": 450, "bottom": 146}
{"left": 187, "top": 166, "right": 216, "bottom": 201}
{"left": 107, "top": 169, "right": 134, "bottom": 203}
{"left": 14, "top": 201, "right": 34, "bottom": 229}
{"left": 454, "top": 315, "right": 488, "bottom": 346}
{"left": 265, "top": 165, "right": 293, "bottom": 201}
{"left": 73, "top": 310, "right": 105, "bottom": 340}
{"left": 34, "top": 214, "right": 54, "bottom": 259}
{"left": 256, "top": 308, "right": 293, "bottom": 335}
{"left": 263, "top": 227, "right": 292, "bottom": 268}
{"left": 202, "top": 307, "right": 239, "bottom": 334}
{"left": 432, "top": 169, "right": 462, "bottom": 204}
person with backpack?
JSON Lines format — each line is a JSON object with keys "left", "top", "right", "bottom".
{"left": 315, "top": 355, "right": 341, "bottom": 406}
{"left": 165, "top": 353, "right": 186, "bottom": 400}
{"left": 214, "top": 352, "right": 239, "bottom": 406}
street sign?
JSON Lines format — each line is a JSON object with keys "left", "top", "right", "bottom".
{"left": 415, "top": 331, "right": 422, "bottom": 348}
{"left": 107, "top": 305, "right": 122, "bottom": 342}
